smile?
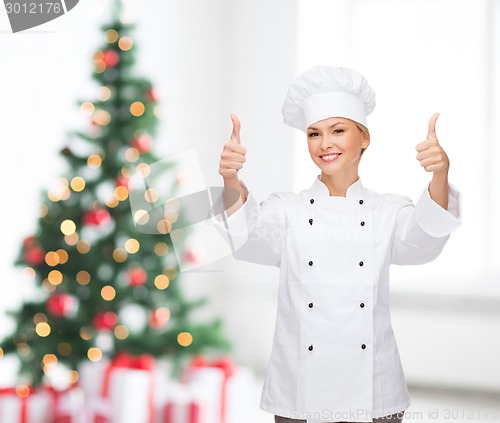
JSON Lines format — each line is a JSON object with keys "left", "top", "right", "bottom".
{"left": 320, "top": 153, "right": 342, "bottom": 162}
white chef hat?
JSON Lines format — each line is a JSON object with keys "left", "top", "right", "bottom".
{"left": 281, "top": 65, "right": 376, "bottom": 132}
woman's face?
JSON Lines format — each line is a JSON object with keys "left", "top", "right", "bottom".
{"left": 306, "top": 117, "right": 369, "bottom": 176}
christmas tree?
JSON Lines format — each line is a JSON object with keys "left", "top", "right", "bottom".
{"left": 0, "top": 0, "right": 230, "bottom": 387}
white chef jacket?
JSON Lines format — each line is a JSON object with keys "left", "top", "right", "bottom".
{"left": 212, "top": 175, "right": 462, "bottom": 423}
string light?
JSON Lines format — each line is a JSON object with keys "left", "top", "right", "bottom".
{"left": 57, "top": 342, "right": 72, "bottom": 356}
{"left": 105, "top": 195, "right": 120, "bottom": 208}
{"left": 130, "top": 101, "right": 145, "bottom": 117}
{"left": 33, "top": 313, "right": 48, "bottom": 324}
{"left": 15, "top": 385, "right": 30, "bottom": 398}
{"left": 48, "top": 270, "right": 63, "bottom": 286}
{"left": 87, "top": 347, "right": 102, "bottom": 362}
{"left": 76, "top": 270, "right": 91, "bottom": 285}
{"left": 71, "top": 176, "right": 86, "bottom": 192}
{"left": 114, "top": 186, "right": 128, "bottom": 201}
{"left": 157, "top": 219, "right": 170, "bottom": 235}
{"left": 80, "top": 327, "right": 92, "bottom": 341}
{"left": 68, "top": 370, "right": 79, "bottom": 384}
{"left": 124, "top": 238, "right": 140, "bottom": 254}
{"left": 0, "top": 347, "right": 4, "bottom": 358}
{"left": 144, "top": 188, "right": 158, "bottom": 203}
{"left": 154, "top": 274, "right": 169, "bottom": 290}
{"left": 45, "top": 251, "right": 59, "bottom": 266}
{"left": 164, "top": 267, "right": 177, "bottom": 280}
{"left": 40, "top": 203, "right": 48, "bottom": 217}
{"left": 80, "top": 102, "right": 95, "bottom": 116}
{"left": 87, "top": 154, "right": 102, "bottom": 169}
{"left": 23, "top": 267, "right": 36, "bottom": 281}
{"left": 98, "top": 86, "right": 112, "bottom": 101}
{"left": 60, "top": 219, "right": 76, "bottom": 236}
{"left": 177, "top": 332, "right": 193, "bottom": 347}
{"left": 112, "top": 247, "right": 127, "bottom": 263}
{"left": 56, "top": 249, "right": 69, "bottom": 264}
{"left": 124, "top": 147, "right": 139, "bottom": 162}
{"left": 42, "top": 279, "right": 56, "bottom": 293}
{"left": 64, "top": 233, "right": 79, "bottom": 246}
{"left": 76, "top": 240, "right": 91, "bottom": 254}
{"left": 114, "top": 325, "right": 129, "bottom": 340}
{"left": 154, "top": 242, "right": 169, "bottom": 256}
{"left": 136, "top": 163, "right": 151, "bottom": 177}
{"left": 43, "top": 354, "right": 58, "bottom": 367}
{"left": 105, "top": 29, "right": 119, "bottom": 43}
{"left": 93, "top": 110, "right": 111, "bottom": 126}
{"left": 35, "top": 322, "right": 51, "bottom": 337}
{"left": 118, "top": 36, "right": 133, "bottom": 51}
{"left": 134, "top": 210, "right": 149, "bottom": 225}
{"left": 101, "top": 285, "right": 116, "bottom": 301}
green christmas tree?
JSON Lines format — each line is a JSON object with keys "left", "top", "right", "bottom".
{"left": 1, "top": 1, "right": 230, "bottom": 387}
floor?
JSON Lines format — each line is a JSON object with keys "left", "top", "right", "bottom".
{"left": 249, "top": 376, "right": 500, "bottom": 423}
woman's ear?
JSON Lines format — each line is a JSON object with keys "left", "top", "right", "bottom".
{"left": 361, "top": 136, "right": 370, "bottom": 149}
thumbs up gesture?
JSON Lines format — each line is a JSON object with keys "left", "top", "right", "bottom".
{"left": 415, "top": 113, "right": 449, "bottom": 175}
{"left": 219, "top": 114, "right": 247, "bottom": 180}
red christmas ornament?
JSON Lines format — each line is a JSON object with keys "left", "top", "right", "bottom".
{"left": 130, "top": 133, "right": 152, "bottom": 153}
{"left": 83, "top": 209, "right": 111, "bottom": 226}
{"left": 149, "top": 308, "right": 170, "bottom": 329}
{"left": 147, "top": 88, "right": 158, "bottom": 102}
{"left": 115, "top": 176, "right": 129, "bottom": 188}
{"left": 46, "top": 293, "right": 76, "bottom": 318}
{"left": 128, "top": 267, "right": 148, "bottom": 287}
{"left": 23, "top": 236, "right": 37, "bottom": 247}
{"left": 93, "top": 311, "right": 118, "bottom": 331}
{"left": 24, "top": 246, "right": 45, "bottom": 266}
{"left": 102, "top": 50, "right": 119, "bottom": 68}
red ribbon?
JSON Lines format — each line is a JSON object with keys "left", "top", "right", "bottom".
{"left": 0, "top": 386, "right": 34, "bottom": 423}
{"left": 101, "top": 351, "right": 155, "bottom": 423}
{"left": 185, "top": 355, "right": 236, "bottom": 423}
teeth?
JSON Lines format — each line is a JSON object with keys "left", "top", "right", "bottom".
{"left": 321, "top": 154, "right": 340, "bottom": 160}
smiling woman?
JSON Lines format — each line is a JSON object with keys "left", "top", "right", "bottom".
{"left": 215, "top": 64, "right": 461, "bottom": 423}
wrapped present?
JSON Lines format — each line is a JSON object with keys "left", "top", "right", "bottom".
{"left": 181, "top": 356, "right": 256, "bottom": 423}
{"left": 78, "top": 352, "right": 155, "bottom": 423}
{"left": 0, "top": 386, "right": 51, "bottom": 423}
{"left": 44, "top": 384, "right": 85, "bottom": 423}
{"left": 162, "top": 381, "right": 206, "bottom": 423}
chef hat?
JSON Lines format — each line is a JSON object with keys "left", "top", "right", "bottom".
{"left": 281, "top": 66, "right": 376, "bottom": 132}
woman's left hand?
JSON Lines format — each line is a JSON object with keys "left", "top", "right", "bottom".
{"left": 415, "top": 113, "right": 449, "bottom": 175}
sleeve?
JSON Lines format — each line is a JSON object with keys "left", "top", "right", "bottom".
{"left": 390, "top": 181, "right": 462, "bottom": 265}
{"left": 209, "top": 179, "right": 286, "bottom": 267}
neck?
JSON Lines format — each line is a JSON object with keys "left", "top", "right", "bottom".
{"left": 320, "top": 171, "right": 360, "bottom": 197}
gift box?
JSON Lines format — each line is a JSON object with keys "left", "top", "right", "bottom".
{"left": 78, "top": 352, "right": 155, "bottom": 423}
{"left": 178, "top": 356, "right": 256, "bottom": 423}
{"left": 0, "top": 386, "right": 51, "bottom": 423}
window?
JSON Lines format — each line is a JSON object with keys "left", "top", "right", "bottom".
{"left": 294, "top": 0, "right": 500, "bottom": 293}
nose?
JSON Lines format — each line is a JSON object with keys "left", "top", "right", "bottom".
{"left": 320, "top": 134, "right": 335, "bottom": 151}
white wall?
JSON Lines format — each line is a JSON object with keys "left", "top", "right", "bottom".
{"left": 0, "top": 0, "right": 297, "bottom": 376}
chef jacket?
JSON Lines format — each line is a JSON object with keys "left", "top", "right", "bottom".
{"left": 211, "top": 175, "right": 462, "bottom": 423}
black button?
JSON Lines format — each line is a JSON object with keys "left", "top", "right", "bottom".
{"left": 360, "top": 303, "right": 365, "bottom": 308}
{"left": 359, "top": 261, "right": 364, "bottom": 267}
{"left": 310, "top": 199, "right": 314, "bottom": 204}
{"left": 359, "top": 199, "right": 364, "bottom": 205}
{"left": 361, "top": 344, "right": 366, "bottom": 349}
{"left": 308, "top": 261, "right": 313, "bottom": 266}
{"left": 308, "top": 302, "right": 313, "bottom": 308}
{"left": 309, "top": 218, "right": 313, "bottom": 225}
{"left": 360, "top": 221, "right": 365, "bottom": 226}
{"left": 308, "top": 345, "right": 313, "bottom": 351}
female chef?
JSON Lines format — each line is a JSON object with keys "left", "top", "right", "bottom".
{"left": 215, "top": 66, "right": 462, "bottom": 423}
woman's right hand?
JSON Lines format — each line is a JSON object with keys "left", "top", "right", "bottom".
{"left": 219, "top": 114, "right": 247, "bottom": 180}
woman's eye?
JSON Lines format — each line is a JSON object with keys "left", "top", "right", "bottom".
{"left": 333, "top": 129, "right": 344, "bottom": 134}
{"left": 308, "top": 132, "right": 319, "bottom": 138}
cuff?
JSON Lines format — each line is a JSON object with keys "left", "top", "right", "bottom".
{"left": 415, "top": 181, "right": 462, "bottom": 238}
